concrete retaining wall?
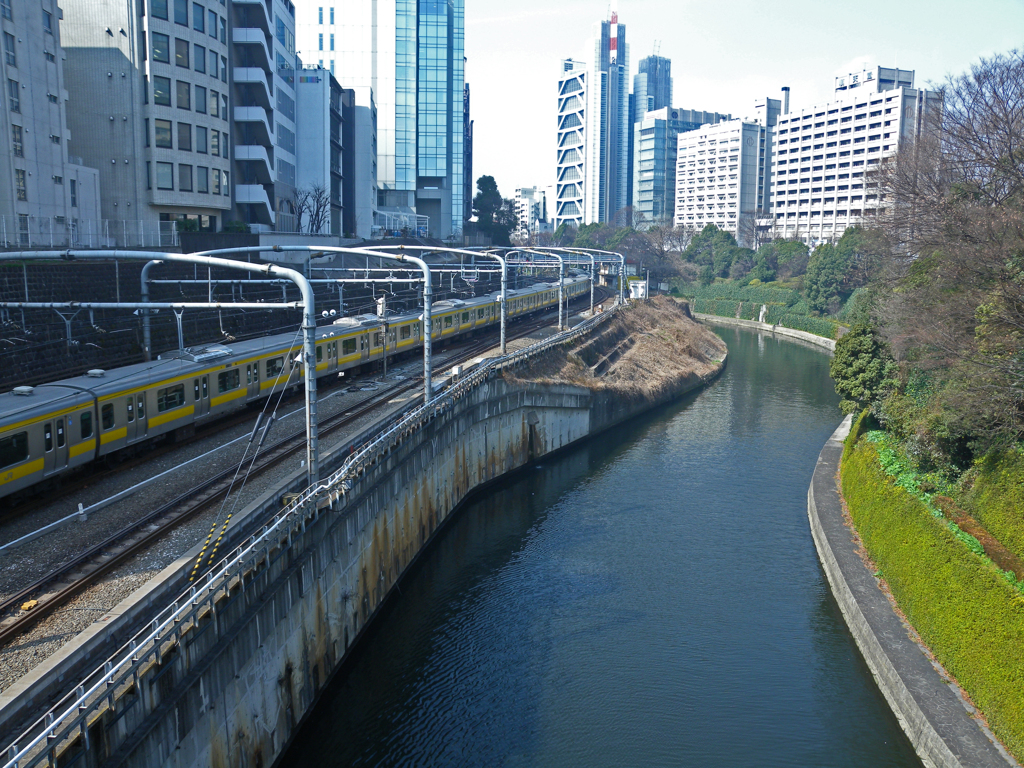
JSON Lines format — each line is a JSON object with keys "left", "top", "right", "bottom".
{"left": 693, "top": 312, "right": 836, "bottom": 353}
{"left": 808, "top": 417, "right": 1019, "bottom": 768}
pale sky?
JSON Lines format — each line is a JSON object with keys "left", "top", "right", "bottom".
{"left": 464, "top": 0, "right": 1024, "bottom": 200}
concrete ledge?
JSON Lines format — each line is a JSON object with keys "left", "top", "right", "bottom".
{"left": 808, "top": 416, "right": 1019, "bottom": 768}
{"left": 693, "top": 312, "right": 836, "bottom": 352}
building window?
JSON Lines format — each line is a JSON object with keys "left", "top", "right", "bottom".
{"left": 0, "top": 0, "right": 10, "bottom": 20}
{"left": 15, "top": 168, "right": 25, "bottom": 200}
{"left": 44, "top": 51, "right": 54, "bottom": 62}
{"left": 178, "top": 121, "right": 192, "bottom": 150}
{"left": 176, "top": 79, "right": 190, "bottom": 108}
{"left": 156, "top": 161, "right": 173, "bottom": 189}
{"left": 329, "top": 6, "right": 333, "bottom": 23}
{"left": 196, "top": 125, "right": 207, "bottom": 152}
{"left": 220, "top": 55, "right": 226, "bottom": 81}
{"left": 208, "top": 48, "right": 216, "bottom": 76}
{"left": 209, "top": 88, "right": 218, "bottom": 117}
{"left": 194, "top": 43, "right": 205, "bottom": 72}
{"left": 146, "top": 161, "right": 150, "bottom": 189}
{"left": 317, "top": 6, "right": 321, "bottom": 23}
{"left": 152, "top": 0, "right": 168, "bottom": 19}
{"left": 53, "top": 175, "right": 62, "bottom": 184}
{"left": 11, "top": 124, "right": 21, "bottom": 156}
{"left": 174, "top": 0, "right": 187, "bottom": 25}
{"left": 175, "top": 38, "right": 189, "bottom": 68}
{"left": 154, "top": 118, "right": 172, "bottom": 147}
{"left": 179, "top": 163, "right": 192, "bottom": 191}
{"left": 222, "top": 169, "right": 228, "bottom": 194}
{"left": 50, "top": 133, "right": 59, "bottom": 144}
{"left": 210, "top": 129, "right": 219, "bottom": 156}
{"left": 144, "top": 117, "right": 149, "bottom": 146}
{"left": 211, "top": 167, "right": 221, "bottom": 195}
{"left": 46, "top": 93, "right": 57, "bottom": 103}
{"left": 318, "top": 33, "right": 322, "bottom": 50}
{"left": 151, "top": 32, "right": 169, "bottom": 63}
{"left": 193, "top": 2, "right": 204, "bottom": 31}
{"left": 153, "top": 75, "right": 171, "bottom": 105}
{"left": 197, "top": 165, "right": 208, "bottom": 192}
{"left": 329, "top": 33, "right": 333, "bottom": 51}
{"left": 42, "top": 10, "right": 52, "bottom": 32}
{"left": 7, "top": 78, "right": 18, "bottom": 112}
{"left": 208, "top": 9, "right": 216, "bottom": 37}
{"left": 4, "top": 33, "right": 15, "bottom": 67}
{"left": 219, "top": 16, "right": 225, "bottom": 42}
{"left": 70, "top": 178, "right": 77, "bottom": 206}
{"left": 221, "top": 93, "right": 227, "bottom": 118}
{"left": 195, "top": 84, "right": 206, "bottom": 112}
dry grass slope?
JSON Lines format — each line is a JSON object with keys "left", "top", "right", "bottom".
{"left": 506, "top": 297, "right": 727, "bottom": 401}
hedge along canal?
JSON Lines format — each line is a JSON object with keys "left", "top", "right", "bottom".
{"left": 281, "top": 325, "right": 921, "bottom": 767}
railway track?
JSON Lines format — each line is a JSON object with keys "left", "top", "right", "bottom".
{"left": 0, "top": 291, "right": 612, "bottom": 647}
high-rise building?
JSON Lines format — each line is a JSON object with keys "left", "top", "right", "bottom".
{"left": 232, "top": 0, "right": 299, "bottom": 231}
{"left": 295, "top": 68, "right": 344, "bottom": 234}
{"left": 628, "top": 54, "right": 672, "bottom": 209}
{"left": 62, "top": 0, "right": 232, "bottom": 241}
{"left": 554, "top": 12, "right": 629, "bottom": 230}
{"left": 633, "top": 107, "right": 729, "bottom": 226}
{"left": 296, "top": 0, "right": 465, "bottom": 240}
{"left": 674, "top": 119, "right": 766, "bottom": 247}
{"left": 463, "top": 81, "right": 472, "bottom": 225}
{"left": 769, "top": 67, "right": 941, "bottom": 243}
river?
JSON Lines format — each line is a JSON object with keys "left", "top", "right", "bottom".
{"left": 282, "top": 324, "right": 921, "bottom": 767}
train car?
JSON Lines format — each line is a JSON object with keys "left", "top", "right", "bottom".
{"left": 0, "top": 275, "right": 593, "bottom": 502}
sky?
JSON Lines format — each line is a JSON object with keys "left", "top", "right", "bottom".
{"left": 463, "top": 0, "right": 1024, "bottom": 200}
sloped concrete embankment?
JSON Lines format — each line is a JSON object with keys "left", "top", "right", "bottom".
{"left": 4, "top": 301, "right": 725, "bottom": 768}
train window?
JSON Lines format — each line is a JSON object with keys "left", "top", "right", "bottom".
{"left": 217, "top": 369, "right": 240, "bottom": 394}
{"left": 267, "top": 357, "right": 284, "bottom": 376}
{"left": 127, "top": 397, "right": 134, "bottom": 422}
{"left": 253, "top": 364, "right": 258, "bottom": 382}
{"left": 202, "top": 377, "right": 208, "bottom": 399}
{"left": 373, "top": 332, "right": 382, "bottom": 347}
{"left": 0, "top": 431, "right": 28, "bottom": 469}
{"left": 44, "top": 424, "right": 53, "bottom": 452}
{"left": 444, "top": 316, "right": 452, "bottom": 329}
{"left": 462, "top": 311, "right": 469, "bottom": 324}
{"left": 80, "top": 411, "right": 93, "bottom": 440}
{"left": 246, "top": 365, "right": 252, "bottom": 385}
{"left": 157, "top": 384, "right": 186, "bottom": 412}
{"left": 102, "top": 403, "right": 114, "bottom": 430}
{"left": 342, "top": 339, "right": 356, "bottom": 355}
{"left": 56, "top": 419, "right": 65, "bottom": 449}
{"left": 400, "top": 326, "right": 411, "bottom": 340}
{"left": 194, "top": 379, "right": 200, "bottom": 401}
{"left": 316, "top": 345, "right": 323, "bottom": 363}
{"left": 138, "top": 396, "right": 145, "bottom": 419}
{"left": 477, "top": 309, "right": 484, "bottom": 319}
{"left": 332, "top": 342, "right": 337, "bottom": 358}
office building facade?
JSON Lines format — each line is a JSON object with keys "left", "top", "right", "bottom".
{"left": 296, "top": 0, "right": 465, "bottom": 240}
{"left": 633, "top": 107, "right": 729, "bottom": 226}
{"left": 62, "top": 0, "right": 230, "bottom": 238}
{"left": 554, "top": 13, "right": 629, "bottom": 229}
{"left": 295, "top": 67, "right": 343, "bottom": 234}
{"left": 769, "top": 67, "right": 941, "bottom": 243}
{"left": 674, "top": 119, "right": 764, "bottom": 247}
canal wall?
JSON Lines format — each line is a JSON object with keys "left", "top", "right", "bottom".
{"left": 0, "top": 302, "right": 726, "bottom": 768}
{"left": 808, "top": 417, "right": 1018, "bottom": 768}
{"left": 693, "top": 312, "right": 836, "bottom": 353}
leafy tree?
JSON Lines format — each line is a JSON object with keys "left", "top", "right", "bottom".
{"left": 830, "top": 325, "right": 896, "bottom": 414}
{"left": 471, "top": 175, "right": 516, "bottom": 246}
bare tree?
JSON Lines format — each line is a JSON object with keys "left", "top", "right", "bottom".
{"left": 295, "top": 183, "right": 332, "bottom": 234}
{"left": 737, "top": 208, "right": 775, "bottom": 251}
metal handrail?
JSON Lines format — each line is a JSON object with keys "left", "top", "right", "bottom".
{"left": 0, "top": 303, "right": 620, "bottom": 768}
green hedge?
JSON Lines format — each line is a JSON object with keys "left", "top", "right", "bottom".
{"left": 776, "top": 314, "right": 841, "bottom": 339}
{"left": 681, "top": 283, "right": 799, "bottom": 305}
{"left": 842, "top": 439, "right": 1024, "bottom": 760}
{"left": 691, "top": 298, "right": 741, "bottom": 318}
{"left": 738, "top": 301, "right": 761, "bottom": 321}
{"left": 965, "top": 450, "right": 1024, "bottom": 563}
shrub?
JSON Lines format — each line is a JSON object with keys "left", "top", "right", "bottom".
{"left": 843, "top": 439, "right": 1024, "bottom": 760}
{"left": 964, "top": 450, "right": 1024, "bottom": 562}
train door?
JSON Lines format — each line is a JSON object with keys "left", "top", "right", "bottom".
{"left": 136, "top": 394, "right": 148, "bottom": 438}
{"left": 43, "top": 417, "right": 69, "bottom": 475}
{"left": 246, "top": 363, "right": 260, "bottom": 399}
{"left": 194, "top": 376, "right": 210, "bottom": 418}
{"left": 125, "top": 395, "right": 138, "bottom": 443}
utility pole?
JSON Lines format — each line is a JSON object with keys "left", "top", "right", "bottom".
{"left": 376, "top": 292, "right": 388, "bottom": 380}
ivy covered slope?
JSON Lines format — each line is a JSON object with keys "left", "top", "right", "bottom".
{"left": 842, "top": 413, "right": 1024, "bottom": 761}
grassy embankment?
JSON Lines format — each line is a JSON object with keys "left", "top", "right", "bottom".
{"left": 841, "top": 412, "right": 1024, "bottom": 760}
{"left": 674, "top": 282, "right": 847, "bottom": 340}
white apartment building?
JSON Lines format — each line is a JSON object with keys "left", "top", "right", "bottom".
{"left": 769, "top": 67, "right": 941, "bottom": 244}
{"left": 513, "top": 186, "right": 548, "bottom": 239}
{"left": 295, "top": 68, "right": 342, "bottom": 234}
{"left": 62, "top": 0, "right": 231, "bottom": 238}
{"left": 555, "top": 58, "right": 586, "bottom": 228}
{"left": 0, "top": 0, "right": 100, "bottom": 246}
{"left": 674, "top": 119, "right": 764, "bottom": 247}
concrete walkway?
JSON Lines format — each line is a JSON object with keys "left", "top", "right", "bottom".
{"left": 808, "top": 417, "right": 1019, "bottom": 768}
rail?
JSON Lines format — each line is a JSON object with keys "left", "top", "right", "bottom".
{"left": 0, "top": 302, "right": 621, "bottom": 768}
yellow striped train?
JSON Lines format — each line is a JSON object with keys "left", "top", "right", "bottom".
{"left": 0, "top": 276, "right": 590, "bottom": 502}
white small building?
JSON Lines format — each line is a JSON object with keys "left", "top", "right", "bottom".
{"left": 513, "top": 186, "right": 549, "bottom": 239}
{"left": 674, "top": 119, "right": 764, "bottom": 247}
